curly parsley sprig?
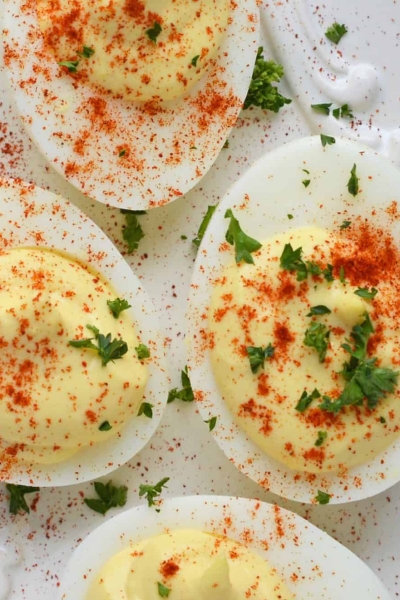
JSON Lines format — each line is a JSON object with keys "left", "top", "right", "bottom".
{"left": 243, "top": 47, "right": 292, "bottom": 112}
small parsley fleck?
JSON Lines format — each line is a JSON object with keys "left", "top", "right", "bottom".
{"left": 302, "top": 179, "right": 311, "bottom": 188}
{"left": 77, "top": 45, "right": 95, "bottom": 58}
{"left": 307, "top": 305, "right": 331, "bottom": 316}
{"left": 107, "top": 297, "right": 131, "bottom": 319}
{"left": 315, "top": 431, "right": 327, "bottom": 446}
{"left": 157, "top": 582, "right": 171, "bottom": 597}
{"left": 146, "top": 22, "right": 162, "bottom": 43}
{"left": 325, "top": 22, "right": 348, "bottom": 44}
{"left": 137, "top": 402, "right": 153, "bottom": 418}
{"left": 354, "top": 287, "right": 378, "bottom": 300}
{"left": 135, "top": 343, "right": 150, "bottom": 360}
{"left": 347, "top": 163, "right": 359, "bottom": 196}
{"left": 84, "top": 481, "right": 128, "bottom": 515}
{"left": 246, "top": 344, "right": 275, "bottom": 373}
{"left": 340, "top": 220, "right": 351, "bottom": 230}
{"left": 6, "top": 484, "right": 40, "bottom": 515}
{"left": 139, "top": 477, "right": 169, "bottom": 508}
{"left": 58, "top": 60, "right": 80, "bottom": 73}
{"left": 380, "top": 416, "right": 387, "bottom": 424}
{"left": 99, "top": 421, "right": 112, "bottom": 431}
{"left": 315, "top": 490, "right": 331, "bottom": 504}
{"left": 311, "top": 103, "right": 332, "bottom": 115}
{"left": 192, "top": 205, "right": 216, "bottom": 248}
{"left": 119, "top": 149, "right": 126, "bottom": 157}
{"left": 225, "top": 209, "right": 262, "bottom": 264}
{"left": 295, "top": 389, "right": 321, "bottom": 413}
{"left": 191, "top": 55, "right": 199, "bottom": 67}
{"left": 204, "top": 416, "right": 217, "bottom": 431}
{"left": 167, "top": 367, "right": 194, "bottom": 403}
{"left": 320, "top": 133, "right": 336, "bottom": 147}
{"left": 287, "top": 214, "right": 294, "bottom": 220}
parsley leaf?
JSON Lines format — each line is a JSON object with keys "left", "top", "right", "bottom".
{"left": 192, "top": 205, "right": 216, "bottom": 248}
{"left": 355, "top": 287, "right": 378, "bottom": 300}
{"left": 295, "top": 388, "right": 321, "bottom": 412}
{"left": 320, "top": 134, "right": 336, "bottom": 147}
{"left": 119, "top": 149, "right": 126, "bottom": 157}
{"left": 319, "top": 313, "right": 398, "bottom": 413}
{"left": 311, "top": 103, "right": 332, "bottom": 115}
{"left": 280, "top": 243, "right": 308, "bottom": 281}
{"left": 107, "top": 297, "right": 131, "bottom": 319}
{"left": 58, "top": 60, "right": 80, "bottom": 73}
{"left": 205, "top": 416, "right": 217, "bottom": 431}
{"left": 69, "top": 325, "right": 128, "bottom": 366}
{"left": 157, "top": 582, "right": 171, "bottom": 597}
{"left": 84, "top": 481, "right": 128, "bottom": 515}
{"left": 315, "top": 431, "right": 327, "bottom": 446}
{"left": 77, "top": 45, "right": 95, "bottom": 58}
{"left": 315, "top": 490, "right": 331, "bottom": 504}
{"left": 146, "top": 22, "right": 162, "bottom": 43}
{"left": 120, "top": 208, "right": 146, "bottom": 253}
{"left": 135, "top": 343, "right": 150, "bottom": 359}
{"left": 167, "top": 366, "right": 194, "bottom": 403}
{"left": 340, "top": 220, "right": 351, "bottom": 230}
{"left": 307, "top": 305, "right": 331, "bottom": 316}
{"left": 6, "top": 484, "right": 40, "bottom": 515}
{"left": 339, "top": 266, "right": 346, "bottom": 284}
{"left": 332, "top": 104, "right": 354, "bottom": 119}
{"left": 347, "top": 163, "right": 359, "bottom": 196}
{"left": 98, "top": 421, "right": 112, "bottom": 431}
{"left": 137, "top": 402, "right": 153, "bottom": 418}
{"left": 302, "top": 179, "right": 311, "bottom": 188}
{"left": 380, "top": 416, "right": 387, "bottom": 424}
{"left": 243, "top": 47, "right": 291, "bottom": 112}
{"left": 304, "top": 322, "right": 330, "bottom": 362}
{"left": 325, "top": 22, "right": 348, "bottom": 44}
{"left": 223, "top": 139, "right": 229, "bottom": 149}
{"left": 322, "top": 264, "right": 334, "bottom": 282}
{"left": 246, "top": 344, "right": 275, "bottom": 373}
{"left": 191, "top": 55, "right": 199, "bottom": 67}
{"left": 224, "top": 209, "right": 262, "bottom": 264}
{"left": 139, "top": 477, "right": 169, "bottom": 508}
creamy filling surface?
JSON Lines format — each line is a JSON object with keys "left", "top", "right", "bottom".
{"left": 0, "top": 247, "right": 147, "bottom": 466}
{"left": 36, "top": 0, "right": 230, "bottom": 101}
{"left": 209, "top": 226, "right": 400, "bottom": 473}
{"left": 86, "top": 529, "right": 294, "bottom": 599}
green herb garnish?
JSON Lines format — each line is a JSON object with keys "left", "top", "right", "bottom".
{"left": 304, "top": 322, "right": 330, "bottom": 362}
{"left": 58, "top": 60, "right": 80, "bottom": 73}
{"left": 243, "top": 47, "right": 291, "bottom": 112}
{"left": 225, "top": 209, "right": 262, "bottom": 264}
{"left": 347, "top": 163, "right": 359, "bottom": 196}
{"left": 6, "top": 484, "right": 40, "bottom": 515}
{"left": 311, "top": 103, "right": 332, "bottom": 115}
{"left": 77, "top": 45, "right": 95, "bottom": 58}
{"left": 325, "top": 22, "right": 348, "bottom": 44}
{"left": 339, "top": 266, "right": 346, "bottom": 284}
{"left": 119, "top": 149, "right": 126, "bottom": 157}
{"left": 246, "top": 344, "right": 275, "bottom": 373}
{"left": 307, "top": 305, "right": 331, "bottom": 316}
{"left": 191, "top": 55, "right": 199, "bottom": 67}
{"left": 280, "top": 243, "right": 308, "bottom": 281}
{"left": 354, "top": 287, "right": 378, "bottom": 300}
{"left": 380, "top": 416, "right": 387, "bottom": 424}
{"left": 340, "top": 220, "right": 351, "bottom": 230}
{"left": 139, "top": 477, "right": 169, "bottom": 508}
{"left": 69, "top": 325, "right": 128, "bottom": 366}
{"left": 205, "top": 416, "right": 217, "bottom": 431}
{"left": 320, "top": 134, "right": 336, "bottom": 147}
{"left": 99, "top": 421, "right": 112, "bottom": 431}
{"left": 120, "top": 208, "right": 146, "bottom": 253}
{"left": 107, "top": 297, "right": 131, "bottom": 319}
{"left": 137, "top": 402, "right": 154, "bottom": 418}
{"left": 332, "top": 104, "right": 354, "bottom": 119}
{"left": 315, "top": 490, "right": 331, "bottom": 504}
{"left": 295, "top": 388, "right": 321, "bottom": 412}
{"left": 146, "top": 22, "right": 162, "bottom": 43}
{"left": 302, "top": 179, "right": 311, "bottom": 188}
{"left": 157, "top": 582, "right": 171, "bottom": 597}
{"left": 135, "top": 343, "right": 150, "bottom": 360}
{"left": 167, "top": 366, "right": 194, "bottom": 403}
{"left": 192, "top": 205, "right": 216, "bottom": 248}
{"left": 315, "top": 431, "right": 327, "bottom": 446}
{"left": 84, "top": 481, "right": 128, "bottom": 515}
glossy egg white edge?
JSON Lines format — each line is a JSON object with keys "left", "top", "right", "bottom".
{"left": 0, "top": 178, "right": 168, "bottom": 487}
{"left": 1, "top": 1, "right": 259, "bottom": 210}
{"left": 58, "top": 494, "right": 391, "bottom": 599}
{"left": 187, "top": 135, "right": 400, "bottom": 505}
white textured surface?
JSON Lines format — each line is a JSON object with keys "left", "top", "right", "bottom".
{"left": 0, "top": 0, "right": 399, "bottom": 598}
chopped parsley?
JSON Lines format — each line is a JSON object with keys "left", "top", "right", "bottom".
{"left": 287, "top": 214, "right": 294, "bottom": 220}
{"left": 340, "top": 220, "right": 351, "bottom": 230}
{"left": 319, "top": 313, "right": 399, "bottom": 413}
{"left": 191, "top": 55, "right": 200, "bottom": 67}
{"left": 135, "top": 343, "right": 150, "bottom": 360}
{"left": 137, "top": 402, "right": 154, "bottom": 418}
{"left": 223, "top": 139, "right": 229, "bottom": 149}
{"left": 307, "top": 305, "right": 331, "bottom": 316}
{"left": 139, "top": 477, "right": 169, "bottom": 508}
{"left": 58, "top": 60, "right": 80, "bottom": 73}
{"left": 107, "top": 297, "right": 131, "bottom": 319}
{"left": 303, "top": 322, "right": 330, "bottom": 362}
{"left": 354, "top": 287, "right": 378, "bottom": 300}
{"left": 320, "top": 134, "right": 336, "bottom": 147}
{"left": 339, "top": 266, "right": 346, "bottom": 284}
{"left": 167, "top": 366, "right": 194, "bottom": 403}
{"left": 295, "top": 388, "right": 321, "bottom": 412}
{"left": 311, "top": 103, "right": 332, "bottom": 115}
{"left": 224, "top": 209, "right": 262, "bottom": 264}
{"left": 347, "top": 163, "right": 359, "bottom": 196}
{"left": 205, "top": 416, "right": 217, "bottom": 431}
{"left": 325, "top": 22, "right": 348, "bottom": 44}
{"left": 380, "top": 416, "right": 387, "bottom": 424}
{"left": 98, "top": 421, "right": 112, "bottom": 431}
{"left": 315, "top": 490, "right": 331, "bottom": 504}
{"left": 302, "top": 179, "right": 311, "bottom": 188}
{"left": 146, "top": 22, "right": 162, "bottom": 43}
{"left": 69, "top": 324, "right": 128, "bottom": 366}
{"left": 246, "top": 344, "right": 275, "bottom": 373}
{"left": 192, "top": 205, "right": 216, "bottom": 248}
{"left": 77, "top": 45, "right": 95, "bottom": 58}
{"left": 280, "top": 243, "right": 308, "bottom": 281}
{"left": 315, "top": 430, "right": 327, "bottom": 446}
{"left": 84, "top": 481, "right": 128, "bottom": 515}
{"left": 332, "top": 104, "right": 354, "bottom": 119}
{"left": 119, "top": 149, "right": 126, "bottom": 157}
{"left": 6, "top": 484, "right": 40, "bottom": 515}
{"left": 181, "top": 235, "right": 188, "bottom": 240}
{"left": 157, "top": 582, "right": 171, "bottom": 597}
{"left": 243, "top": 47, "right": 292, "bottom": 112}
{"left": 120, "top": 208, "right": 146, "bottom": 253}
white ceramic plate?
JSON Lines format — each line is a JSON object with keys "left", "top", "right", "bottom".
{"left": 0, "top": 178, "right": 168, "bottom": 487}
{"left": 59, "top": 494, "right": 391, "bottom": 599}
{"left": 187, "top": 135, "right": 400, "bottom": 504}
{"left": 1, "top": 1, "right": 259, "bottom": 210}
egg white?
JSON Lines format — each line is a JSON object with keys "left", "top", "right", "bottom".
{"left": 1, "top": 1, "right": 259, "bottom": 210}
{"left": 0, "top": 178, "right": 168, "bottom": 487}
{"left": 58, "top": 495, "right": 391, "bottom": 599}
{"left": 187, "top": 136, "right": 400, "bottom": 504}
